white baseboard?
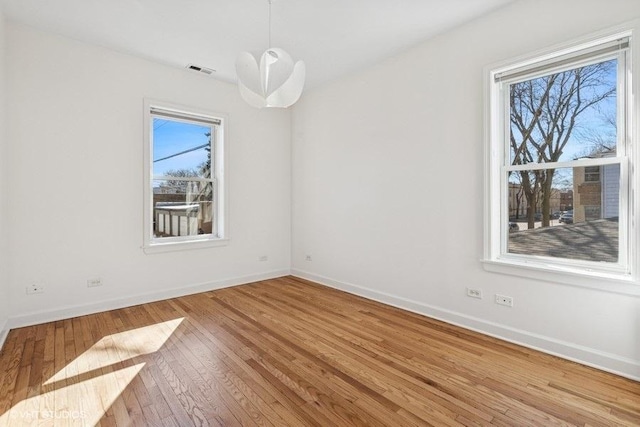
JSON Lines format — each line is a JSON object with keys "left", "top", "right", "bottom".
{"left": 0, "top": 318, "right": 8, "bottom": 353}
{"left": 8, "top": 269, "right": 290, "bottom": 330}
{"left": 291, "top": 268, "right": 640, "bottom": 382}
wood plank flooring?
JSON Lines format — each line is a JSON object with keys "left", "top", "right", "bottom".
{"left": 0, "top": 276, "right": 638, "bottom": 426}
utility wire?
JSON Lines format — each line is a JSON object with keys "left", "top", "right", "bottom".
{"left": 153, "top": 143, "right": 208, "bottom": 163}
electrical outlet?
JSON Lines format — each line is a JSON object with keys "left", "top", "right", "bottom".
{"left": 466, "top": 288, "right": 482, "bottom": 299}
{"left": 305, "top": 255, "right": 312, "bottom": 261}
{"left": 87, "top": 278, "right": 103, "bottom": 288}
{"left": 26, "top": 284, "right": 44, "bottom": 294}
{"left": 495, "top": 294, "right": 513, "bottom": 307}
{"left": 258, "top": 255, "right": 268, "bottom": 262}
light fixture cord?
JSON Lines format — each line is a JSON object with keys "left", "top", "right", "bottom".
{"left": 268, "top": 0, "right": 272, "bottom": 49}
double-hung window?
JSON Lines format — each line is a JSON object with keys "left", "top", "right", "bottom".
{"left": 485, "top": 29, "right": 637, "bottom": 286}
{"left": 143, "top": 100, "right": 227, "bottom": 252}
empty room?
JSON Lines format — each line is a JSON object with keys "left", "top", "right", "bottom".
{"left": 0, "top": 0, "right": 639, "bottom": 425}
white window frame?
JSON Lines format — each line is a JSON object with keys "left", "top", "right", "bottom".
{"left": 483, "top": 25, "right": 640, "bottom": 294}
{"left": 143, "top": 99, "right": 228, "bottom": 253}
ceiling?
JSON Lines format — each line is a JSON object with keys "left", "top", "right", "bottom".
{"left": 1, "top": 0, "right": 514, "bottom": 88}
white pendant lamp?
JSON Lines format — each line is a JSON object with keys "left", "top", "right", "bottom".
{"left": 236, "top": 0, "right": 305, "bottom": 108}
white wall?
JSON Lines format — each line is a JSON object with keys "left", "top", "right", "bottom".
{"left": 291, "top": 0, "right": 640, "bottom": 379}
{"left": 5, "top": 23, "right": 291, "bottom": 326}
{"left": 0, "top": 7, "right": 9, "bottom": 346}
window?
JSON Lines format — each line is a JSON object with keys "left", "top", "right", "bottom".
{"left": 584, "top": 166, "right": 600, "bottom": 182}
{"left": 143, "top": 101, "right": 227, "bottom": 252}
{"left": 485, "top": 30, "right": 636, "bottom": 285}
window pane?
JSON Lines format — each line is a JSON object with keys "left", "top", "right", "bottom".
{"left": 507, "top": 165, "right": 619, "bottom": 263}
{"left": 152, "top": 180, "right": 214, "bottom": 238}
{"left": 509, "top": 58, "right": 617, "bottom": 166}
{"left": 152, "top": 118, "right": 212, "bottom": 179}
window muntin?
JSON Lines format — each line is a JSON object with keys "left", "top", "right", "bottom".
{"left": 144, "top": 102, "right": 226, "bottom": 251}
{"left": 486, "top": 33, "right": 634, "bottom": 280}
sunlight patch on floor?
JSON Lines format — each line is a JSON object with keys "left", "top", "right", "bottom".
{"left": 44, "top": 318, "right": 184, "bottom": 385}
{"left": 0, "top": 318, "right": 184, "bottom": 426}
{"left": 0, "top": 363, "right": 145, "bottom": 426}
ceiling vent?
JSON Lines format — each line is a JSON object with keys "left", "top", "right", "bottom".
{"left": 186, "top": 64, "right": 215, "bottom": 75}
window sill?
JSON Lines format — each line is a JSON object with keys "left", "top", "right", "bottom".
{"left": 143, "top": 237, "right": 229, "bottom": 254}
{"left": 481, "top": 258, "right": 640, "bottom": 296}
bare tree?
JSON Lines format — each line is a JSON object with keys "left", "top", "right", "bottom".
{"left": 510, "top": 60, "right": 616, "bottom": 228}
{"left": 574, "top": 110, "right": 617, "bottom": 159}
{"left": 159, "top": 168, "right": 199, "bottom": 193}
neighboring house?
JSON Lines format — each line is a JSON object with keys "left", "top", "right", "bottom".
{"left": 508, "top": 182, "right": 529, "bottom": 219}
{"left": 559, "top": 190, "right": 573, "bottom": 212}
{"left": 573, "top": 149, "right": 619, "bottom": 223}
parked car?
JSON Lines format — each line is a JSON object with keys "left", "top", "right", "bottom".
{"left": 509, "top": 222, "right": 519, "bottom": 232}
{"left": 559, "top": 211, "right": 573, "bottom": 224}
{"left": 551, "top": 211, "right": 561, "bottom": 219}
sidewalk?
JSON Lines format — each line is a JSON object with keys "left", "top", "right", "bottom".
{"left": 508, "top": 218, "right": 619, "bottom": 262}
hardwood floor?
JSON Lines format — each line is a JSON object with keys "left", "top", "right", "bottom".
{"left": 0, "top": 276, "right": 638, "bottom": 426}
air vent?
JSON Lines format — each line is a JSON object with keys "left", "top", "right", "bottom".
{"left": 186, "top": 64, "right": 216, "bottom": 75}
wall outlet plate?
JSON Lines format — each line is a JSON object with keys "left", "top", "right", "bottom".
{"left": 466, "top": 288, "right": 482, "bottom": 299}
{"left": 495, "top": 294, "right": 514, "bottom": 307}
{"left": 26, "top": 284, "right": 44, "bottom": 294}
{"left": 87, "top": 278, "right": 103, "bottom": 288}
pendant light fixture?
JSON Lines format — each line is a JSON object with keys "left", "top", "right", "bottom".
{"left": 236, "top": 0, "right": 305, "bottom": 108}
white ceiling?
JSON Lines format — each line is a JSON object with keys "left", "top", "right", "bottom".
{"left": 1, "top": 0, "right": 513, "bottom": 88}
